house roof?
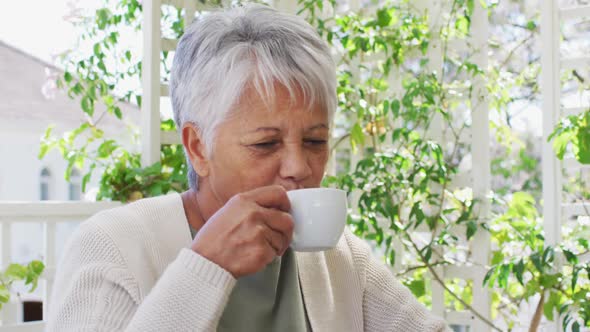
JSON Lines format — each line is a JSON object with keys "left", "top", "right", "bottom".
{"left": 0, "top": 40, "right": 139, "bottom": 135}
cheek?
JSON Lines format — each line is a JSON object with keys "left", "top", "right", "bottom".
{"left": 308, "top": 150, "right": 330, "bottom": 180}
{"left": 214, "top": 149, "right": 283, "bottom": 190}
{"left": 243, "top": 156, "right": 282, "bottom": 185}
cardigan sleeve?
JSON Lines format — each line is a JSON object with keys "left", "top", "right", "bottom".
{"left": 345, "top": 230, "right": 450, "bottom": 332}
{"left": 47, "top": 222, "right": 236, "bottom": 332}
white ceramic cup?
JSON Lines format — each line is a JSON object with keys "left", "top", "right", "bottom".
{"left": 287, "top": 188, "right": 348, "bottom": 252}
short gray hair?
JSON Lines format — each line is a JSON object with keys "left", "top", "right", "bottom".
{"left": 170, "top": 4, "right": 337, "bottom": 191}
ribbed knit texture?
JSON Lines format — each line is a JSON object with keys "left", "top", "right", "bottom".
{"left": 47, "top": 193, "right": 449, "bottom": 332}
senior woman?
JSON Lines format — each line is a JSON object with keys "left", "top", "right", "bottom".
{"left": 48, "top": 4, "right": 449, "bottom": 332}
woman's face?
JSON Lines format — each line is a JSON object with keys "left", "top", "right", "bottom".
{"left": 200, "top": 85, "right": 330, "bottom": 206}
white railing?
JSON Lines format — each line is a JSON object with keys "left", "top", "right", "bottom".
{"left": 0, "top": 201, "right": 120, "bottom": 331}
{"left": 541, "top": 0, "right": 590, "bottom": 330}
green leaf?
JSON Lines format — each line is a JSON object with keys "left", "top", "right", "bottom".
{"left": 97, "top": 60, "right": 107, "bottom": 72}
{"left": 543, "top": 246, "right": 555, "bottom": 265}
{"left": 525, "top": 20, "right": 537, "bottom": 31}
{"left": 382, "top": 100, "right": 389, "bottom": 116}
{"left": 96, "top": 8, "right": 110, "bottom": 30}
{"left": 483, "top": 266, "right": 496, "bottom": 287}
{"left": 562, "top": 249, "right": 578, "bottom": 264}
{"left": 543, "top": 291, "right": 558, "bottom": 321}
{"left": 93, "top": 43, "right": 101, "bottom": 57}
{"left": 390, "top": 99, "right": 400, "bottom": 116}
{"left": 387, "top": 247, "right": 396, "bottom": 266}
{"left": 466, "top": 220, "right": 477, "bottom": 240}
{"left": 455, "top": 16, "right": 470, "bottom": 36}
{"left": 43, "top": 125, "right": 54, "bottom": 140}
{"left": 540, "top": 273, "right": 560, "bottom": 288}
{"left": 513, "top": 259, "right": 524, "bottom": 285}
{"left": 64, "top": 71, "right": 73, "bottom": 83}
{"left": 81, "top": 95, "right": 94, "bottom": 116}
{"left": 491, "top": 251, "right": 504, "bottom": 265}
{"left": 423, "top": 246, "right": 432, "bottom": 262}
{"left": 108, "top": 32, "right": 118, "bottom": 44}
{"left": 574, "top": 117, "right": 590, "bottom": 164}
{"left": 572, "top": 321, "right": 580, "bottom": 332}
{"left": 407, "top": 279, "right": 425, "bottom": 297}
{"left": 103, "top": 95, "right": 115, "bottom": 107}
{"left": 497, "top": 264, "right": 510, "bottom": 288}
{"left": 531, "top": 252, "right": 543, "bottom": 272}
{"left": 39, "top": 125, "right": 55, "bottom": 159}
{"left": 563, "top": 314, "right": 573, "bottom": 331}
{"left": 350, "top": 123, "right": 365, "bottom": 152}
{"left": 82, "top": 172, "right": 92, "bottom": 192}
{"left": 97, "top": 140, "right": 117, "bottom": 158}
{"left": 571, "top": 266, "right": 580, "bottom": 291}
{"left": 5, "top": 263, "right": 27, "bottom": 280}
{"left": 376, "top": 8, "right": 392, "bottom": 27}
{"left": 28, "top": 260, "right": 44, "bottom": 276}
{"left": 551, "top": 130, "right": 575, "bottom": 160}
{"left": 114, "top": 106, "right": 123, "bottom": 119}
{"left": 0, "top": 286, "right": 9, "bottom": 304}
{"left": 466, "top": 0, "right": 475, "bottom": 16}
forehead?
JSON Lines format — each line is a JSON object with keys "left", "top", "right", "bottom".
{"left": 227, "top": 83, "right": 329, "bottom": 127}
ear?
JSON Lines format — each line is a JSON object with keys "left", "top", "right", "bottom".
{"left": 181, "top": 123, "right": 210, "bottom": 177}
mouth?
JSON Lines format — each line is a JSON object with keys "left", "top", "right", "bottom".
{"left": 279, "top": 183, "right": 306, "bottom": 191}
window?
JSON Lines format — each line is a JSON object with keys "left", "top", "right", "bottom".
{"left": 40, "top": 168, "right": 51, "bottom": 201}
{"left": 68, "top": 168, "right": 82, "bottom": 201}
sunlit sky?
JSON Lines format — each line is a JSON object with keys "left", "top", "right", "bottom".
{"left": 0, "top": 1, "right": 85, "bottom": 64}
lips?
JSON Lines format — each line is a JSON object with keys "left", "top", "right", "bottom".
{"left": 277, "top": 182, "right": 306, "bottom": 191}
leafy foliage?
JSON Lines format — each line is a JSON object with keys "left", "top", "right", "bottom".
{"left": 549, "top": 110, "right": 590, "bottom": 165}
{"left": 0, "top": 261, "right": 45, "bottom": 311}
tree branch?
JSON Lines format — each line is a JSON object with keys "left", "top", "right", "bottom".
{"left": 403, "top": 231, "right": 504, "bottom": 332}
{"left": 528, "top": 291, "right": 545, "bottom": 332}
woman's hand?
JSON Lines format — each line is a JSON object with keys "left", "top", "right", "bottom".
{"left": 190, "top": 185, "right": 294, "bottom": 278}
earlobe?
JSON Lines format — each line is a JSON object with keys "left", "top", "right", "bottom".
{"left": 181, "top": 123, "right": 210, "bottom": 177}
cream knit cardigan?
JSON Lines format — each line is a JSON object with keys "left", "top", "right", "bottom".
{"left": 47, "top": 193, "right": 450, "bottom": 332}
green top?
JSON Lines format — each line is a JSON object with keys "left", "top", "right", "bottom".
{"left": 190, "top": 227, "right": 311, "bottom": 331}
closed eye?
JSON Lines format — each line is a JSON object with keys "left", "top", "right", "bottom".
{"left": 252, "top": 141, "right": 280, "bottom": 150}
{"left": 304, "top": 139, "right": 328, "bottom": 146}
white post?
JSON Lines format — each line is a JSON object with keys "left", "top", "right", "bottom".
{"left": 273, "top": 0, "right": 298, "bottom": 14}
{"left": 470, "top": 1, "right": 491, "bottom": 331}
{"left": 142, "top": 0, "right": 162, "bottom": 167}
{"left": 184, "top": 0, "right": 197, "bottom": 26}
{"left": 0, "top": 221, "right": 17, "bottom": 325}
{"left": 541, "top": 0, "right": 562, "bottom": 247}
{"left": 541, "top": 0, "right": 562, "bottom": 330}
{"left": 415, "top": 0, "right": 446, "bottom": 319}
{"left": 43, "top": 222, "right": 56, "bottom": 320}
{"left": 419, "top": 0, "right": 444, "bottom": 143}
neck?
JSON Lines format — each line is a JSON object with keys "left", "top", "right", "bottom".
{"left": 180, "top": 183, "right": 224, "bottom": 232}
{"left": 181, "top": 189, "right": 206, "bottom": 232}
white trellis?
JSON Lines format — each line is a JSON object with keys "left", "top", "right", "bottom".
{"left": 541, "top": 1, "right": 590, "bottom": 331}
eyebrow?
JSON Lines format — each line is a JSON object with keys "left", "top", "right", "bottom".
{"left": 306, "top": 123, "right": 329, "bottom": 132}
{"left": 248, "top": 123, "right": 329, "bottom": 133}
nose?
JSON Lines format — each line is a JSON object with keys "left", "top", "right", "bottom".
{"left": 279, "top": 143, "right": 312, "bottom": 186}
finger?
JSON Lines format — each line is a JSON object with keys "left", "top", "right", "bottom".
{"left": 260, "top": 224, "right": 283, "bottom": 255}
{"left": 243, "top": 185, "right": 291, "bottom": 212}
{"left": 261, "top": 209, "right": 294, "bottom": 249}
